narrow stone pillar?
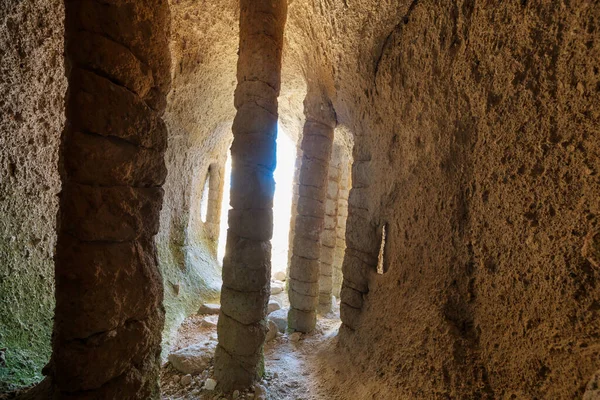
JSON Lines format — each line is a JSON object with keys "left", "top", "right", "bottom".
{"left": 286, "top": 146, "right": 303, "bottom": 279}
{"left": 288, "top": 92, "right": 336, "bottom": 333}
{"left": 214, "top": 0, "right": 287, "bottom": 392}
{"left": 333, "top": 160, "right": 351, "bottom": 297}
{"left": 205, "top": 163, "right": 225, "bottom": 245}
{"left": 340, "top": 156, "right": 378, "bottom": 332}
{"left": 318, "top": 153, "right": 342, "bottom": 313}
{"left": 48, "top": 0, "right": 171, "bottom": 398}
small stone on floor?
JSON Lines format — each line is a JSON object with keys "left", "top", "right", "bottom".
{"left": 180, "top": 374, "right": 192, "bottom": 386}
{"left": 289, "top": 332, "right": 302, "bottom": 342}
{"left": 198, "top": 303, "right": 220, "bottom": 315}
{"left": 268, "top": 299, "right": 282, "bottom": 314}
{"left": 205, "top": 378, "right": 217, "bottom": 391}
{"left": 273, "top": 270, "right": 286, "bottom": 281}
{"left": 266, "top": 320, "right": 279, "bottom": 342}
{"left": 270, "top": 281, "right": 284, "bottom": 295}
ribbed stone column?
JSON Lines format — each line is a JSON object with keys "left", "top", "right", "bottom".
{"left": 48, "top": 0, "right": 171, "bottom": 398}
{"left": 288, "top": 92, "right": 336, "bottom": 333}
{"left": 318, "top": 154, "right": 342, "bottom": 313}
{"left": 214, "top": 0, "right": 287, "bottom": 391}
{"left": 340, "top": 155, "right": 378, "bottom": 332}
{"left": 333, "top": 152, "right": 352, "bottom": 297}
{"left": 205, "top": 163, "right": 225, "bottom": 245}
{"left": 286, "top": 146, "right": 303, "bottom": 279}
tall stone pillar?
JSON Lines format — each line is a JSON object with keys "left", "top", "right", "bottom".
{"left": 288, "top": 91, "right": 336, "bottom": 333}
{"left": 286, "top": 146, "right": 303, "bottom": 280}
{"left": 318, "top": 150, "right": 342, "bottom": 313}
{"left": 214, "top": 0, "right": 287, "bottom": 392}
{"left": 48, "top": 0, "right": 172, "bottom": 398}
{"left": 340, "top": 156, "right": 378, "bottom": 333}
{"left": 333, "top": 159, "right": 351, "bottom": 297}
{"left": 205, "top": 163, "right": 225, "bottom": 246}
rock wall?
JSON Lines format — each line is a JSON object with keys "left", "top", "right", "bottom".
{"left": 287, "top": 0, "right": 600, "bottom": 398}
{"left": 0, "top": 0, "right": 65, "bottom": 390}
{"left": 149, "top": 0, "right": 239, "bottom": 352}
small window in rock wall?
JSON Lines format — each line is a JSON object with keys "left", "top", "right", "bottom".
{"left": 200, "top": 169, "right": 210, "bottom": 223}
{"left": 377, "top": 223, "right": 387, "bottom": 275}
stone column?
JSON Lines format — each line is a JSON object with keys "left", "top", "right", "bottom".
{"left": 205, "top": 162, "right": 225, "bottom": 245}
{"left": 340, "top": 154, "right": 379, "bottom": 333}
{"left": 48, "top": 0, "right": 171, "bottom": 398}
{"left": 318, "top": 147, "right": 342, "bottom": 313}
{"left": 288, "top": 91, "right": 336, "bottom": 333}
{"left": 333, "top": 153, "right": 351, "bottom": 298}
{"left": 286, "top": 146, "right": 303, "bottom": 279}
{"left": 214, "top": 0, "right": 287, "bottom": 392}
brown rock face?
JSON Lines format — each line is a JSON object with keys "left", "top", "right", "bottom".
{"left": 214, "top": 0, "right": 287, "bottom": 392}
{"left": 324, "top": 1, "right": 600, "bottom": 398}
{"left": 46, "top": 0, "right": 172, "bottom": 398}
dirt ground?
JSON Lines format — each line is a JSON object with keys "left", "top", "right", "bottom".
{"left": 161, "top": 305, "right": 343, "bottom": 400}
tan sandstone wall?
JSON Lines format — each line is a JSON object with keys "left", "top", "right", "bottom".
{"left": 0, "top": 0, "right": 66, "bottom": 389}
{"left": 288, "top": 1, "right": 600, "bottom": 398}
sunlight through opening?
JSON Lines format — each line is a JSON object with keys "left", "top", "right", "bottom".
{"left": 218, "top": 125, "right": 296, "bottom": 276}
{"left": 199, "top": 171, "right": 210, "bottom": 223}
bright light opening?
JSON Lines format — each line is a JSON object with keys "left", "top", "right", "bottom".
{"left": 217, "top": 125, "right": 296, "bottom": 276}
{"left": 200, "top": 172, "right": 210, "bottom": 223}
{"left": 217, "top": 158, "right": 231, "bottom": 264}
{"left": 377, "top": 223, "right": 387, "bottom": 275}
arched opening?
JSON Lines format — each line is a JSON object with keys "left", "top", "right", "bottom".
{"left": 199, "top": 170, "right": 210, "bottom": 223}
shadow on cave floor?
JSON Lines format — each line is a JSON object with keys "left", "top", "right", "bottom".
{"left": 161, "top": 297, "right": 342, "bottom": 400}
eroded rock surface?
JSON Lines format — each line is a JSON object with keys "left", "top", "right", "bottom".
{"left": 0, "top": 0, "right": 66, "bottom": 389}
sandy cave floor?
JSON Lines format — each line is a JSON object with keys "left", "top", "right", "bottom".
{"left": 161, "top": 305, "right": 344, "bottom": 400}
{"left": 0, "top": 297, "right": 349, "bottom": 400}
